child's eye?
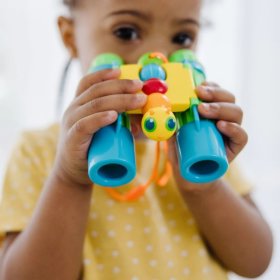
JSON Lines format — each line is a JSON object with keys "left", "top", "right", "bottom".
{"left": 172, "top": 32, "right": 194, "bottom": 47}
{"left": 113, "top": 26, "right": 140, "bottom": 41}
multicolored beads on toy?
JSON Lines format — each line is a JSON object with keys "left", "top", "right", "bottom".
{"left": 142, "top": 79, "right": 168, "bottom": 95}
{"left": 88, "top": 53, "right": 124, "bottom": 72}
{"left": 138, "top": 52, "right": 177, "bottom": 141}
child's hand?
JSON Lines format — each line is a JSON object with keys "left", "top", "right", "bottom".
{"left": 168, "top": 82, "right": 248, "bottom": 191}
{"left": 197, "top": 82, "right": 248, "bottom": 163}
{"left": 53, "top": 69, "right": 146, "bottom": 187}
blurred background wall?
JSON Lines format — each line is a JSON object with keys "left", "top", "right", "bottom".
{"left": 0, "top": 0, "right": 279, "bottom": 279}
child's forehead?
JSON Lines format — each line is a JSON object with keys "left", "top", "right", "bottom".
{"left": 82, "top": 0, "right": 202, "bottom": 17}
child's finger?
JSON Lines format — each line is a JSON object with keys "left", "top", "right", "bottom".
{"left": 69, "top": 93, "right": 147, "bottom": 127}
{"left": 196, "top": 85, "right": 236, "bottom": 103}
{"left": 75, "top": 68, "right": 121, "bottom": 97}
{"left": 69, "top": 111, "right": 119, "bottom": 143}
{"left": 216, "top": 121, "right": 248, "bottom": 162}
{"left": 198, "top": 102, "right": 243, "bottom": 125}
{"left": 76, "top": 79, "right": 143, "bottom": 106}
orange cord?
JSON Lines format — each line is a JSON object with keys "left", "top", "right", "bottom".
{"left": 155, "top": 141, "right": 172, "bottom": 187}
{"left": 105, "top": 141, "right": 172, "bottom": 202}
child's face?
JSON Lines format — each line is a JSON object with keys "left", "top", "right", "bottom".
{"left": 60, "top": 0, "right": 202, "bottom": 73}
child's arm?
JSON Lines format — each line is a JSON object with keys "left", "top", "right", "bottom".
{"left": 0, "top": 175, "right": 92, "bottom": 280}
{"left": 177, "top": 180, "right": 272, "bottom": 278}
{"left": 0, "top": 68, "right": 146, "bottom": 280}
{"left": 169, "top": 83, "right": 273, "bottom": 278}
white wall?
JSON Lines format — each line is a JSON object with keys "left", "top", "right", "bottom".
{"left": 0, "top": 0, "right": 72, "bottom": 181}
{"left": 0, "top": 0, "right": 279, "bottom": 279}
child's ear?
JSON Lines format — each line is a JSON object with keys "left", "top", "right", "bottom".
{"left": 57, "top": 16, "right": 78, "bottom": 58}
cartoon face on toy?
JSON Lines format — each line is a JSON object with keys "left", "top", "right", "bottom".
{"left": 142, "top": 107, "right": 176, "bottom": 141}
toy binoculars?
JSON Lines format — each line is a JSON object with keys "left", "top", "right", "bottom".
{"left": 87, "top": 49, "right": 228, "bottom": 187}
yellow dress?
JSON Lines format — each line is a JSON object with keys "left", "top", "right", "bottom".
{"left": 0, "top": 124, "right": 252, "bottom": 280}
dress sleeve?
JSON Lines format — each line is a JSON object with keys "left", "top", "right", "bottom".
{"left": 0, "top": 131, "right": 47, "bottom": 245}
{"left": 224, "top": 161, "right": 253, "bottom": 196}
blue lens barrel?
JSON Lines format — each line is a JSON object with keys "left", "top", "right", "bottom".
{"left": 176, "top": 120, "right": 228, "bottom": 183}
{"left": 87, "top": 118, "right": 136, "bottom": 187}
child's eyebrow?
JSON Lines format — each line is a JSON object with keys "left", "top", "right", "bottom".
{"left": 106, "top": 9, "right": 152, "bottom": 22}
{"left": 105, "top": 9, "right": 200, "bottom": 28}
{"left": 173, "top": 18, "right": 201, "bottom": 28}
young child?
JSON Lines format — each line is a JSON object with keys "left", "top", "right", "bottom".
{"left": 0, "top": 0, "right": 273, "bottom": 279}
